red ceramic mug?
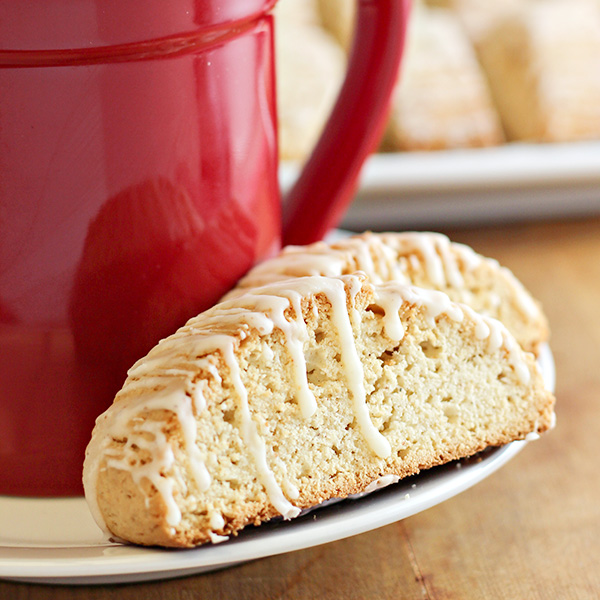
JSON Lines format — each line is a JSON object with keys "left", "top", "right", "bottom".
{"left": 0, "top": 0, "right": 409, "bottom": 496}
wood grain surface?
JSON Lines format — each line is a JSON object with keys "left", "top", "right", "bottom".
{"left": 2, "top": 217, "right": 598, "bottom": 599}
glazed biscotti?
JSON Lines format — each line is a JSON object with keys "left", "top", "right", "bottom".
{"left": 83, "top": 273, "right": 555, "bottom": 547}
{"left": 225, "top": 231, "right": 548, "bottom": 356}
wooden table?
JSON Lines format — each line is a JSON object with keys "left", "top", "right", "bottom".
{"left": 2, "top": 216, "right": 599, "bottom": 599}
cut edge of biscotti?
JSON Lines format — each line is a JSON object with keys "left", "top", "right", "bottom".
{"left": 83, "top": 273, "right": 555, "bottom": 548}
{"left": 225, "top": 231, "right": 549, "bottom": 357}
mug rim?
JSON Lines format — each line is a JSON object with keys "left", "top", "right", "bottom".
{"left": 0, "top": 15, "right": 268, "bottom": 67}
{"left": 0, "top": 0, "right": 278, "bottom": 65}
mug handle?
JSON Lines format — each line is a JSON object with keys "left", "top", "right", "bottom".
{"left": 282, "top": 0, "right": 411, "bottom": 246}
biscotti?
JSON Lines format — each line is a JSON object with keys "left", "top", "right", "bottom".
{"left": 315, "top": 0, "right": 354, "bottom": 51}
{"left": 425, "top": 0, "right": 523, "bottom": 49}
{"left": 274, "top": 0, "right": 321, "bottom": 26}
{"left": 476, "top": 0, "right": 600, "bottom": 142}
{"left": 278, "top": 0, "right": 600, "bottom": 160}
{"left": 83, "top": 273, "right": 555, "bottom": 547}
{"left": 274, "top": 8, "right": 346, "bottom": 161}
{"left": 315, "top": 0, "right": 504, "bottom": 151}
{"left": 225, "top": 231, "right": 548, "bottom": 356}
{"left": 384, "top": 4, "right": 504, "bottom": 151}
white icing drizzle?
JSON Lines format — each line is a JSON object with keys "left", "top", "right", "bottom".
{"left": 375, "top": 290, "right": 406, "bottom": 341}
{"left": 195, "top": 358, "right": 222, "bottom": 386}
{"left": 326, "top": 279, "right": 392, "bottom": 459}
{"left": 375, "top": 283, "right": 530, "bottom": 386}
{"left": 380, "top": 231, "right": 542, "bottom": 322}
{"left": 227, "top": 231, "right": 475, "bottom": 294}
{"left": 125, "top": 378, "right": 213, "bottom": 496}
{"left": 349, "top": 474, "right": 401, "bottom": 499}
{"left": 498, "top": 265, "right": 540, "bottom": 319}
{"left": 282, "top": 479, "right": 301, "bottom": 500}
{"left": 235, "top": 291, "right": 317, "bottom": 419}
{"left": 400, "top": 232, "right": 459, "bottom": 288}
{"left": 224, "top": 231, "right": 540, "bottom": 326}
{"left": 220, "top": 342, "right": 301, "bottom": 519}
{"left": 84, "top": 271, "right": 534, "bottom": 537}
{"left": 262, "top": 344, "right": 274, "bottom": 361}
{"left": 363, "top": 474, "right": 400, "bottom": 493}
{"left": 460, "top": 304, "right": 531, "bottom": 385}
{"left": 192, "top": 384, "right": 207, "bottom": 414}
{"left": 350, "top": 238, "right": 379, "bottom": 281}
{"left": 209, "top": 512, "right": 225, "bottom": 530}
{"left": 238, "top": 276, "right": 390, "bottom": 457}
{"left": 85, "top": 381, "right": 209, "bottom": 529}
{"left": 376, "top": 283, "right": 464, "bottom": 330}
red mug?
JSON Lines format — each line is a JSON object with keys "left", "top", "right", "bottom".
{"left": 0, "top": 0, "right": 409, "bottom": 496}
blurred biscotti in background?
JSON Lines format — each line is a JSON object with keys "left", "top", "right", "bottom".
{"left": 274, "top": 0, "right": 346, "bottom": 160}
{"left": 315, "top": 0, "right": 355, "bottom": 51}
{"left": 383, "top": 4, "right": 504, "bottom": 150}
{"left": 275, "top": 0, "right": 600, "bottom": 159}
{"left": 425, "top": 0, "right": 525, "bottom": 47}
{"left": 476, "top": 0, "right": 600, "bottom": 142}
{"left": 274, "top": 0, "right": 321, "bottom": 25}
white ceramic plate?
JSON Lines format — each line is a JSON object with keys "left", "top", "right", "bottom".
{"left": 280, "top": 141, "right": 600, "bottom": 229}
{"left": 0, "top": 346, "right": 555, "bottom": 586}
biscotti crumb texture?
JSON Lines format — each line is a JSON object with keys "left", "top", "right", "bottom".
{"left": 84, "top": 274, "right": 554, "bottom": 548}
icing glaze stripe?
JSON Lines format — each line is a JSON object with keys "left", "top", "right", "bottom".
{"left": 328, "top": 278, "right": 392, "bottom": 459}
{"left": 221, "top": 342, "right": 301, "bottom": 519}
